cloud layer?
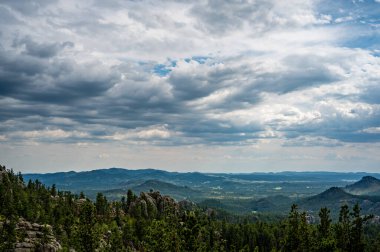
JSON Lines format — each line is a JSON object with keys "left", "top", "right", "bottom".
{"left": 0, "top": 0, "right": 379, "bottom": 172}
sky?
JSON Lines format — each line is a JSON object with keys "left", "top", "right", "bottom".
{"left": 0, "top": 0, "right": 380, "bottom": 173}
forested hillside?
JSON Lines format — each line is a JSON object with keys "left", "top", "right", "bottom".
{"left": 23, "top": 168, "right": 380, "bottom": 202}
{"left": 1, "top": 164, "right": 380, "bottom": 251}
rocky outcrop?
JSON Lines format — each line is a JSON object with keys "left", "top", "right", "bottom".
{"left": 3, "top": 218, "right": 62, "bottom": 252}
{"left": 178, "top": 200, "right": 197, "bottom": 211}
{"left": 129, "top": 191, "right": 179, "bottom": 218}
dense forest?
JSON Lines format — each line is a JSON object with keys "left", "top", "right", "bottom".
{"left": 1, "top": 164, "right": 380, "bottom": 251}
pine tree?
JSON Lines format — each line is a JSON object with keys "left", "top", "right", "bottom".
{"left": 77, "top": 201, "right": 99, "bottom": 252}
{"left": 299, "top": 212, "right": 310, "bottom": 252}
{"left": 0, "top": 217, "right": 17, "bottom": 250}
{"left": 336, "top": 204, "right": 351, "bottom": 251}
{"left": 317, "top": 207, "right": 335, "bottom": 251}
{"left": 106, "top": 222, "right": 125, "bottom": 252}
{"left": 95, "top": 192, "right": 108, "bottom": 218}
{"left": 350, "top": 203, "right": 373, "bottom": 252}
{"left": 318, "top": 207, "right": 331, "bottom": 237}
{"left": 284, "top": 204, "right": 300, "bottom": 251}
{"left": 51, "top": 184, "right": 57, "bottom": 197}
{"left": 122, "top": 217, "right": 136, "bottom": 249}
{"left": 126, "top": 189, "right": 135, "bottom": 210}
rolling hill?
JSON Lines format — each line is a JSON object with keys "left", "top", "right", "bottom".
{"left": 344, "top": 176, "right": 380, "bottom": 195}
{"left": 23, "top": 168, "right": 380, "bottom": 215}
{"left": 297, "top": 186, "right": 380, "bottom": 217}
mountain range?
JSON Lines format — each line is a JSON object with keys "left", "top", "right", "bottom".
{"left": 24, "top": 168, "right": 380, "bottom": 216}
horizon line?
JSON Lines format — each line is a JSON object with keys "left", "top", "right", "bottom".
{"left": 19, "top": 166, "right": 380, "bottom": 175}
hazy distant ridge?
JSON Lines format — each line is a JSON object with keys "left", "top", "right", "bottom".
{"left": 344, "top": 176, "right": 380, "bottom": 195}
{"left": 23, "top": 168, "right": 380, "bottom": 216}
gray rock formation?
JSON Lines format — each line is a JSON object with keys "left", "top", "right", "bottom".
{"left": 129, "top": 191, "right": 180, "bottom": 218}
{"left": 11, "top": 218, "right": 61, "bottom": 252}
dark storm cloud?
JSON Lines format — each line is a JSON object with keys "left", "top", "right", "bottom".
{"left": 13, "top": 36, "right": 74, "bottom": 58}
{"left": 253, "top": 55, "right": 339, "bottom": 94}
{"left": 168, "top": 62, "right": 238, "bottom": 101}
{"left": 0, "top": 43, "right": 118, "bottom": 105}
{"left": 167, "top": 53, "right": 341, "bottom": 113}
{"left": 1, "top": 42, "right": 379, "bottom": 145}
{"left": 0, "top": 0, "right": 379, "bottom": 149}
{"left": 0, "top": 48, "right": 46, "bottom": 99}
{"left": 179, "top": 118, "right": 263, "bottom": 144}
{"left": 0, "top": 48, "right": 46, "bottom": 77}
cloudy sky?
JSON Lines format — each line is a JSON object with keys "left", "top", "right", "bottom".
{"left": 0, "top": 0, "right": 380, "bottom": 173}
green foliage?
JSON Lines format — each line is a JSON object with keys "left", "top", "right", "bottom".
{"left": 317, "top": 207, "right": 336, "bottom": 251}
{"left": 0, "top": 164, "right": 379, "bottom": 251}
{"left": 0, "top": 217, "right": 17, "bottom": 250}
{"left": 96, "top": 192, "right": 109, "bottom": 219}
{"left": 336, "top": 204, "right": 351, "bottom": 251}
{"left": 284, "top": 204, "right": 301, "bottom": 251}
{"left": 76, "top": 201, "right": 99, "bottom": 251}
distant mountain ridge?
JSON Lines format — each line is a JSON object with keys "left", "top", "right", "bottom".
{"left": 24, "top": 168, "right": 380, "bottom": 186}
{"left": 312, "top": 187, "right": 354, "bottom": 200}
{"left": 344, "top": 176, "right": 380, "bottom": 195}
{"left": 197, "top": 178, "right": 380, "bottom": 216}
{"left": 23, "top": 168, "right": 380, "bottom": 214}
{"left": 108, "top": 179, "right": 201, "bottom": 200}
{"left": 24, "top": 168, "right": 219, "bottom": 200}
{"left": 299, "top": 187, "right": 358, "bottom": 209}
{"left": 296, "top": 182, "right": 380, "bottom": 217}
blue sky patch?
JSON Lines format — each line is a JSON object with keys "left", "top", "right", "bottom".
{"left": 153, "top": 64, "right": 172, "bottom": 77}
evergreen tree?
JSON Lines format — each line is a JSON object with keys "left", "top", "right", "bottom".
{"left": 1, "top": 165, "right": 380, "bottom": 252}
{"left": 0, "top": 217, "right": 17, "bottom": 251}
{"left": 317, "top": 207, "right": 335, "bottom": 251}
{"left": 76, "top": 201, "right": 99, "bottom": 252}
{"left": 122, "top": 217, "right": 136, "bottom": 249}
{"left": 40, "top": 224, "right": 51, "bottom": 250}
{"left": 126, "top": 189, "right": 135, "bottom": 210}
{"left": 299, "top": 212, "right": 310, "bottom": 252}
{"left": 79, "top": 191, "right": 85, "bottom": 199}
{"left": 336, "top": 204, "right": 351, "bottom": 251}
{"left": 121, "top": 196, "right": 127, "bottom": 213}
{"left": 350, "top": 203, "right": 373, "bottom": 252}
{"left": 114, "top": 201, "right": 122, "bottom": 226}
{"left": 284, "top": 204, "right": 300, "bottom": 251}
{"left": 106, "top": 222, "right": 124, "bottom": 251}
{"left": 318, "top": 207, "right": 331, "bottom": 238}
{"left": 50, "top": 184, "right": 57, "bottom": 197}
{"left": 95, "top": 192, "right": 109, "bottom": 218}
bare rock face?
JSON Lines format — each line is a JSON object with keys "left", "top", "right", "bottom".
{"left": 158, "top": 195, "right": 179, "bottom": 216}
{"left": 178, "top": 200, "right": 197, "bottom": 212}
{"left": 129, "top": 191, "right": 179, "bottom": 218}
{"left": 13, "top": 218, "right": 62, "bottom": 252}
{"left": 141, "top": 192, "right": 158, "bottom": 218}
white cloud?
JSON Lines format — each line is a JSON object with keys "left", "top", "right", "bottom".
{"left": 361, "top": 127, "right": 380, "bottom": 133}
{"left": 0, "top": 0, "right": 379, "bottom": 172}
{"left": 102, "top": 125, "right": 177, "bottom": 141}
{"left": 17, "top": 129, "right": 89, "bottom": 140}
{"left": 335, "top": 16, "right": 354, "bottom": 23}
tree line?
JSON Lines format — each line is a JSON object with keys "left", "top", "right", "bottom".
{"left": 1, "top": 164, "right": 380, "bottom": 251}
